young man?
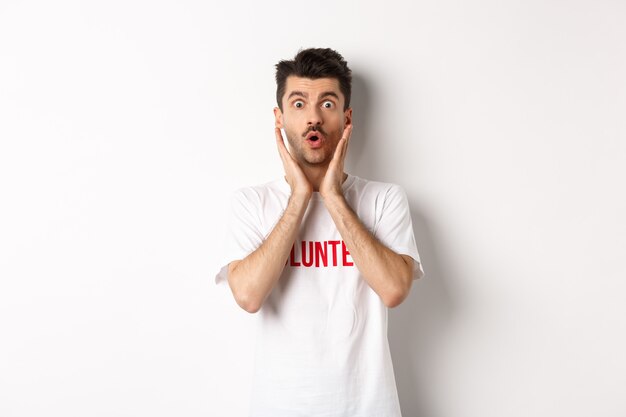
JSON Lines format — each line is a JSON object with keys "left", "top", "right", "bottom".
{"left": 215, "top": 48, "right": 425, "bottom": 417}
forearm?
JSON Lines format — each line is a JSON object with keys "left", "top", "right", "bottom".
{"left": 228, "top": 191, "right": 310, "bottom": 313}
{"left": 323, "top": 194, "right": 413, "bottom": 307}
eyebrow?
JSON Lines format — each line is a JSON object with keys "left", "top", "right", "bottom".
{"left": 320, "top": 91, "right": 340, "bottom": 100}
{"left": 287, "top": 91, "right": 340, "bottom": 101}
{"left": 287, "top": 91, "right": 307, "bottom": 100}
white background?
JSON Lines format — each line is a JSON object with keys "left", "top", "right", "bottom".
{"left": 1, "top": 1, "right": 625, "bottom": 416}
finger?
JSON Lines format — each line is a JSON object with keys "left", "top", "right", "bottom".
{"left": 339, "top": 125, "right": 352, "bottom": 158}
{"left": 275, "top": 127, "right": 290, "bottom": 162}
{"left": 342, "top": 124, "right": 353, "bottom": 141}
{"left": 335, "top": 126, "right": 352, "bottom": 161}
{"left": 328, "top": 143, "right": 346, "bottom": 176}
{"left": 275, "top": 127, "right": 285, "bottom": 147}
{"left": 343, "top": 126, "right": 352, "bottom": 150}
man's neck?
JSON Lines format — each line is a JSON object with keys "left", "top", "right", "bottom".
{"left": 301, "top": 164, "right": 348, "bottom": 192}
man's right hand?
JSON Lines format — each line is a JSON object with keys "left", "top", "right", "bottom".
{"left": 275, "top": 127, "right": 312, "bottom": 199}
{"left": 227, "top": 128, "right": 312, "bottom": 313}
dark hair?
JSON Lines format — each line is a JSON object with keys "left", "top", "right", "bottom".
{"left": 275, "top": 48, "right": 352, "bottom": 111}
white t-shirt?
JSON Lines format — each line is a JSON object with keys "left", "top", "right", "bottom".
{"left": 215, "top": 174, "right": 424, "bottom": 417}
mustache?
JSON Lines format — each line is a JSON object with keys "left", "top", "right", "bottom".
{"left": 302, "top": 125, "right": 327, "bottom": 138}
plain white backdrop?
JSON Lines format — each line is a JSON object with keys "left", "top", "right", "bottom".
{"left": 1, "top": 1, "right": 625, "bottom": 416}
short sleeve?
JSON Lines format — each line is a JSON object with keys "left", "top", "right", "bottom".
{"left": 214, "top": 188, "right": 266, "bottom": 285}
{"left": 372, "top": 185, "right": 425, "bottom": 280}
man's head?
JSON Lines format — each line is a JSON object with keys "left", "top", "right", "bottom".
{"left": 274, "top": 48, "right": 353, "bottom": 168}
{"left": 275, "top": 48, "right": 352, "bottom": 112}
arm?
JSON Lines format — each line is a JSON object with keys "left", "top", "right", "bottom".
{"left": 323, "top": 195, "right": 414, "bottom": 308}
{"left": 227, "top": 128, "right": 312, "bottom": 313}
{"left": 320, "top": 125, "right": 414, "bottom": 308}
{"left": 228, "top": 192, "right": 309, "bottom": 313}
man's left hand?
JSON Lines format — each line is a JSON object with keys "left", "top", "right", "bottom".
{"left": 320, "top": 124, "right": 353, "bottom": 199}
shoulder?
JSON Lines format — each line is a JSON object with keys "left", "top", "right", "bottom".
{"left": 230, "top": 178, "right": 290, "bottom": 208}
{"left": 348, "top": 175, "right": 408, "bottom": 201}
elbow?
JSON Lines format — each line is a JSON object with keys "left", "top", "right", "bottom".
{"left": 382, "top": 275, "right": 412, "bottom": 308}
{"left": 241, "top": 302, "right": 262, "bottom": 314}
{"left": 383, "top": 289, "right": 408, "bottom": 308}
{"left": 233, "top": 290, "right": 263, "bottom": 314}
{"left": 383, "top": 257, "right": 415, "bottom": 308}
{"left": 228, "top": 262, "right": 263, "bottom": 314}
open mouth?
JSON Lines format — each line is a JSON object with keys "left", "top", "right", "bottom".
{"left": 304, "top": 129, "right": 325, "bottom": 148}
{"left": 305, "top": 130, "right": 324, "bottom": 142}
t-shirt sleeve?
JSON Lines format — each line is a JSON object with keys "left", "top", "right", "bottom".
{"left": 372, "top": 184, "right": 425, "bottom": 280}
{"left": 214, "top": 188, "right": 266, "bottom": 286}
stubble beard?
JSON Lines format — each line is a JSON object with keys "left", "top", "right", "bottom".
{"left": 285, "top": 131, "right": 331, "bottom": 167}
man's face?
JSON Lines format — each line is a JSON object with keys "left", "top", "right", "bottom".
{"left": 274, "top": 76, "right": 352, "bottom": 167}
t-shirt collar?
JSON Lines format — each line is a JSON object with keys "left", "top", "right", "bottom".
{"left": 279, "top": 173, "right": 356, "bottom": 200}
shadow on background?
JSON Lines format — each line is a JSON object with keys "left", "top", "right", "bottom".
{"left": 345, "top": 73, "right": 374, "bottom": 175}
{"left": 349, "top": 73, "right": 457, "bottom": 417}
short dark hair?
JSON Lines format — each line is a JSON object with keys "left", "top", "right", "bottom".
{"left": 275, "top": 48, "right": 352, "bottom": 111}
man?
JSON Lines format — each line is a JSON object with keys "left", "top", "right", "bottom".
{"left": 215, "top": 48, "right": 425, "bottom": 417}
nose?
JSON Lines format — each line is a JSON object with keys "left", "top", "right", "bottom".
{"left": 306, "top": 106, "right": 323, "bottom": 127}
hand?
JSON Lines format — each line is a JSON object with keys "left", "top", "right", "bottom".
{"left": 320, "top": 124, "right": 353, "bottom": 199}
{"left": 275, "top": 127, "right": 312, "bottom": 199}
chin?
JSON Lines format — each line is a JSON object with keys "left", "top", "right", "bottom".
{"left": 303, "top": 156, "right": 329, "bottom": 166}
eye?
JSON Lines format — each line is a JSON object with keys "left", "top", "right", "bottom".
{"left": 294, "top": 100, "right": 304, "bottom": 108}
{"left": 322, "top": 101, "right": 334, "bottom": 109}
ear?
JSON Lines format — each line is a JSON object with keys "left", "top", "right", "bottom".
{"left": 344, "top": 107, "right": 353, "bottom": 127}
{"left": 273, "top": 107, "right": 283, "bottom": 128}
